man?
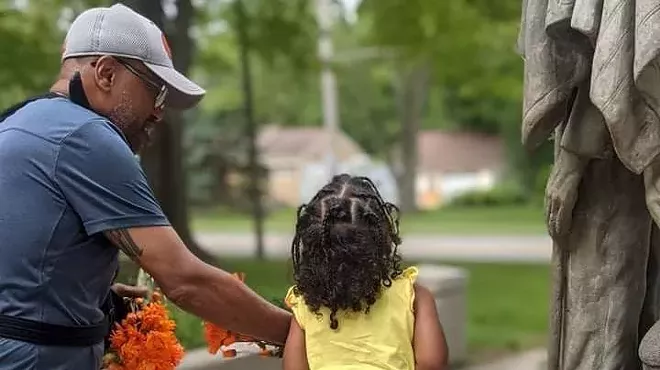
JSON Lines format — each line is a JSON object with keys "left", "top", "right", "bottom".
{"left": 0, "top": 4, "right": 290, "bottom": 369}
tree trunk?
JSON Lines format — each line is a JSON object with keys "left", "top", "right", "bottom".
{"left": 121, "top": 0, "right": 216, "bottom": 264}
{"left": 235, "top": 0, "right": 266, "bottom": 259}
{"left": 393, "top": 62, "right": 429, "bottom": 214}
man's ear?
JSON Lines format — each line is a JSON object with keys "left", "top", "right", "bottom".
{"left": 93, "top": 56, "right": 117, "bottom": 92}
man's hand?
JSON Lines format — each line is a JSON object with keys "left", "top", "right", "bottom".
{"left": 545, "top": 149, "right": 588, "bottom": 240}
{"left": 111, "top": 283, "right": 149, "bottom": 299}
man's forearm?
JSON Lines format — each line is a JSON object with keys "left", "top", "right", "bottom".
{"left": 104, "top": 226, "right": 292, "bottom": 344}
{"left": 163, "top": 262, "right": 291, "bottom": 345}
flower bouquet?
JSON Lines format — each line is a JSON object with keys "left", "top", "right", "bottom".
{"left": 203, "top": 272, "right": 284, "bottom": 358}
{"left": 102, "top": 270, "right": 185, "bottom": 370}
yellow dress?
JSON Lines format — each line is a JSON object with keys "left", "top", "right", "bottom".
{"left": 285, "top": 266, "right": 418, "bottom": 370}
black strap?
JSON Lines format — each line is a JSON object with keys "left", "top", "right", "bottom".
{"left": 0, "top": 289, "right": 122, "bottom": 347}
{"left": 0, "top": 314, "right": 110, "bottom": 347}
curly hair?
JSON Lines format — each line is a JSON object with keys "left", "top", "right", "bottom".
{"left": 291, "top": 174, "right": 403, "bottom": 330}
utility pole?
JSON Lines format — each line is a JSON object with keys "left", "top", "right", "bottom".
{"left": 314, "top": 0, "right": 339, "bottom": 180}
{"left": 235, "top": 0, "right": 265, "bottom": 259}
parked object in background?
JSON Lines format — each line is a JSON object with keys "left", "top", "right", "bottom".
{"left": 299, "top": 158, "right": 398, "bottom": 205}
{"left": 416, "top": 130, "right": 506, "bottom": 210}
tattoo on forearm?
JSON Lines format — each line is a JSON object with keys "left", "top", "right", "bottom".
{"left": 105, "top": 229, "right": 143, "bottom": 260}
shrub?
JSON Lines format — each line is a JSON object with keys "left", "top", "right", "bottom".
{"left": 449, "top": 186, "right": 528, "bottom": 207}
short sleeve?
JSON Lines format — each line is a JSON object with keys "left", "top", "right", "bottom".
{"left": 285, "top": 286, "right": 307, "bottom": 330}
{"left": 54, "top": 120, "right": 170, "bottom": 236}
{"left": 401, "top": 266, "right": 419, "bottom": 312}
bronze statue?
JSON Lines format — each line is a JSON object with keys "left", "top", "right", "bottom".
{"left": 518, "top": 0, "right": 660, "bottom": 368}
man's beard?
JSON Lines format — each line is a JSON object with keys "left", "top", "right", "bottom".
{"left": 108, "top": 92, "right": 154, "bottom": 154}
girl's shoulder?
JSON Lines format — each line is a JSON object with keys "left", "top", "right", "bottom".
{"left": 398, "top": 265, "right": 419, "bottom": 281}
{"left": 285, "top": 285, "right": 311, "bottom": 329}
{"left": 285, "top": 285, "right": 302, "bottom": 308}
{"left": 391, "top": 265, "right": 418, "bottom": 286}
{"left": 389, "top": 266, "right": 419, "bottom": 313}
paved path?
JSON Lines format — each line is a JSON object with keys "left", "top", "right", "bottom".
{"left": 178, "top": 346, "right": 547, "bottom": 370}
{"left": 465, "top": 348, "right": 547, "bottom": 370}
{"left": 177, "top": 345, "right": 280, "bottom": 370}
{"left": 195, "top": 232, "right": 552, "bottom": 263}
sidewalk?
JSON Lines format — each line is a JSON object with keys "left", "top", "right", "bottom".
{"left": 465, "top": 348, "right": 547, "bottom": 370}
{"left": 177, "top": 344, "right": 280, "bottom": 370}
{"left": 177, "top": 346, "right": 547, "bottom": 370}
{"left": 195, "top": 232, "right": 552, "bottom": 263}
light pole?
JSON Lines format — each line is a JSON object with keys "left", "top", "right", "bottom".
{"left": 235, "top": 0, "right": 265, "bottom": 259}
{"left": 314, "top": 0, "right": 339, "bottom": 180}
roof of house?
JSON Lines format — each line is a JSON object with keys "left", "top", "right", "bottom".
{"left": 417, "top": 130, "right": 505, "bottom": 173}
{"left": 258, "top": 124, "right": 365, "bottom": 162}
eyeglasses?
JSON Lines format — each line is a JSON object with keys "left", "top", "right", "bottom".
{"left": 115, "top": 58, "right": 168, "bottom": 109}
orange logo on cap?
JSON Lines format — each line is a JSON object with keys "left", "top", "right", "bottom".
{"left": 161, "top": 33, "right": 172, "bottom": 60}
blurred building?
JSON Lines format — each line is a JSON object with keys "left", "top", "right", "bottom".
{"left": 298, "top": 158, "right": 398, "bottom": 206}
{"left": 258, "top": 125, "right": 506, "bottom": 210}
{"left": 416, "top": 130, "right": 506, "bottom": 209}
{"left": 258, "top": 124, "right": 370, "bottom": 207}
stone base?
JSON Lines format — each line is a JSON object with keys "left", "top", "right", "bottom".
{"left": 417, "top": 264, "right": 469, "bottom": 365}
{"left": 641, "top": 320, "right": 660, "bottom": 369}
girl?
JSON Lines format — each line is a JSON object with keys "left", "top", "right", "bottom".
{"left": 283, "top": 174, "right": 449, "bottom": 370}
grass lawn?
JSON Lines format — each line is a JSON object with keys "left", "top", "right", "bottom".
{"left": 191, "top": 204, "right": 547, "bottom": 235}
{"left": 168, "top": 258, "right": 550, "bottom": 363}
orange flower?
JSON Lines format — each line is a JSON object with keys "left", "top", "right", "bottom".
{"left": 204, "top": 273, "right": 254, "bottom": 356}
{"left": 202, "top": 272, "right": 283, "bottom": 358}
{"left": 107, "top": 289, "right": 184, "bottom": 370}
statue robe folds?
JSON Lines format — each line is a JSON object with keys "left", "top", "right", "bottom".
{"left": 518, "top": 0, "right": 660, "bottom": 369}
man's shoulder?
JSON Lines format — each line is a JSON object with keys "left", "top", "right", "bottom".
{"left": 1, "top": 97, "right": 122, "bottom": 146}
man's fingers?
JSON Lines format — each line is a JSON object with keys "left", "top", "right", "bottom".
{"left": 111, "top": 283, "right": 149, "bottom": 298}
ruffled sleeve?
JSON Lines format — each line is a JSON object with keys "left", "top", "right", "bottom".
{"left": 285, "top": 286, "right": 307, "bottom": 330}
{"left": 401, "top": 266, "right": 419, "bottom": 312}
{"left": 402, "top": 266, "right": 419, "bottom": 281}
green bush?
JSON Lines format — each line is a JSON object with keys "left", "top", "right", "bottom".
{"left": 170, "top": 305, "right": 206, "bottom": 350}
{"left": 449, "top": 186, "right": 528, "bottom": 207}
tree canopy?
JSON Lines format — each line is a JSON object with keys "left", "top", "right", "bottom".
{"left": 0, "top": 0, "right": 549, "bottom": 207}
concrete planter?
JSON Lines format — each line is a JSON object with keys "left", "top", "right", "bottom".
{"left": 418, "top": 264, "right": 469, "bottom": 366}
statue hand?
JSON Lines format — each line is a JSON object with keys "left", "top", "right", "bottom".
{"left": 545, "top": 150, "right": 587, "bottom": 240}
{"left": 644, "top": 160, "right": 660, "bottom": 227}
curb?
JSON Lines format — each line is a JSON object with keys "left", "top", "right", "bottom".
{"left": 177, "top": 344, "right": 280, "bottom": 370}
{"left": 464, "top": 348, "right": 547, "bottom": 370}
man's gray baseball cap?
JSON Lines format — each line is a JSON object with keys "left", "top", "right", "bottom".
{"left": 61, "top": 3, "right": 205, "bottom": 109}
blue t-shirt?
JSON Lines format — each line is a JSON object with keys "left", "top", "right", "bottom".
{"left": 0, "top": 98, "right": 170, "bottom": 369}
